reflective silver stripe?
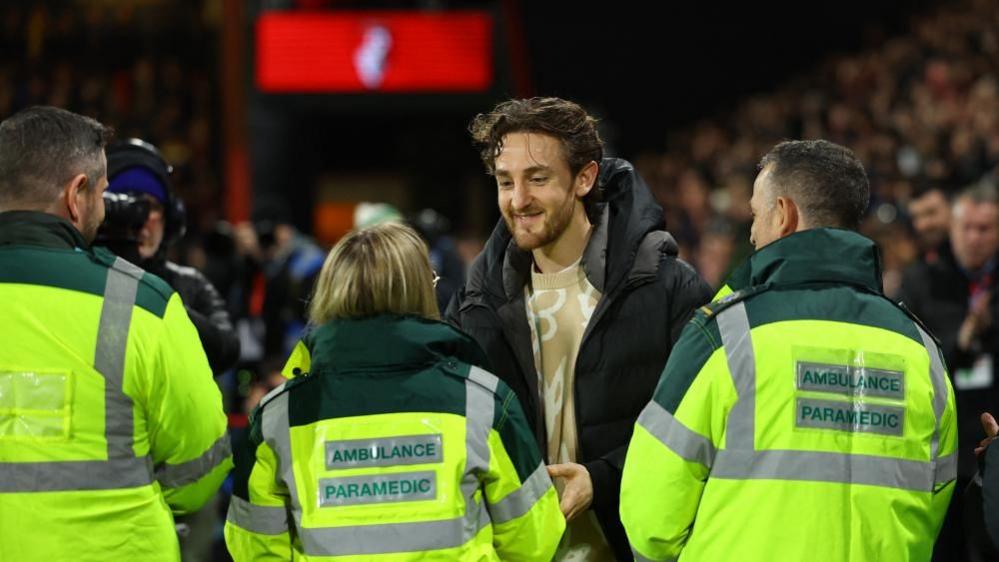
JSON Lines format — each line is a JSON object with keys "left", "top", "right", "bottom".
{"left": 717, "top": 302, "right": 755, "bottom": 451}
{"left": 260, "top": 384, "right": 302, "bottom": 540}
{"left": 487, "top": 462, "right": 551, "bottom": 524}
{"left": 637, "top": 400, "right": 715, "bottom": 468}
{"left": 712, "top": 449, "right": 935, "bottom": 491}
{"left": 0, "top": 258, "right": 153, "bottom": 492}
{"left": 156, "top": 433, "right": 232, "bottom": 488}
{"left": 277, "top": 367, "right": 505, "bottom": 556}
{"left": 916, "top": 326, "right": 948, "bottom": 463}
{"left": 461, "top": 366, "right": 497, "bottom": 540}
{"left": 96, "top": 257, "right": 144, "bottom": 460}
{"left": 301, "top": 367, "right": 498, "bottom": 556}
{"left": 0, "top": 456, "right": 152, "bottom": 492}
{"left": 465, "top": 366, "right": 498, "bottom": 476}
{"left": 226, "top": 495, "right": 289, "bottom": 535}
{"left": 935, "top": 451, "right": 958, "bottom": 486}
{"left": 300, "top": 509, "right": 491, "bottom": 556}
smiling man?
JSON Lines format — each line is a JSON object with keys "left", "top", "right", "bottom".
{"left": 446, "top": 97, "right": 711, "bottom": 561}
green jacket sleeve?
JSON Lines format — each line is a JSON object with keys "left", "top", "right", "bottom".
{"left": 147, "top": 294, "right": 233, "bottom": 514}
{"left": 621, "top": 315, "right": 733, "bottom": 561}
{"left": 225, "top": 408, "right": 293, "bottom": 562}
{"left": 483, "top": 384, "right": 566, "bottom": 561}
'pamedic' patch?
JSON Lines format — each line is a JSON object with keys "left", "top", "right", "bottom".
{"left": 796, "top": 398, "right": 904, "bottom": 436}
{"left": 319, "top": 471, "right": 437, "bottom": 506}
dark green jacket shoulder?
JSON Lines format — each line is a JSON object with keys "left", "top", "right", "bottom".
{"left": 0, "top": 210, "right": 175, "bottom": 317}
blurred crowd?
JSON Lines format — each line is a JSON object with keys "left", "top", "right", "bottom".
{"left": 632, "top": 0, "right": 999, "bottom": 294}
{"left": 0, "top": 2, "right": 225, "bottom": 233}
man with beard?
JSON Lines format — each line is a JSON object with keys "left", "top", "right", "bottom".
{"left": 446, "top": 97, "right": 711, "bottom": 561}
{"left": 907, "top": 181, "right": 952, "bottom": 264}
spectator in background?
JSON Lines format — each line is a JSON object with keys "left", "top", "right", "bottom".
{"left": 448, "top": 97, "right": 711, "bottom": 561}
{"left": 409, "top": 208, "right": 466, "bottom": 316}
{"left": 233, "top": 218, "right": 325, "bottom": 360}
{"left": 899, "top": 182, "right": 999, "bottom": 562}
{"left": 351, "top": 202, "right": 468, "bottom": 317}
{"left": 104, "top": 138, "right": 240, "bottom": 376}
{"left": 693, "top": 222, "right": 737, "bottom": 290}
{"left": 908, "top": 180, "right": 953, "bottom": 263}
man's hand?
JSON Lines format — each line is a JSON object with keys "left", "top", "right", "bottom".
{"left": 976, "top": 412, "right": 999, "bottom": 457}
{"left": 959, "top": 292, "right": 992, "bottom": 351}
{"left": 547, "top": 463, "right": 593, "bottom": 521}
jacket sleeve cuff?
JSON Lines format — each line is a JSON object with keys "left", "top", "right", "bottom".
{"left": 583, "top": 457, "right": 619, "bottom": 512}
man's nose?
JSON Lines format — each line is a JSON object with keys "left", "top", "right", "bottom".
{"left": 511, "top": 181, "right": 532, "bottom": 210}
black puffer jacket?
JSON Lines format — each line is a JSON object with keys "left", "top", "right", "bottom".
{"left": 150, "top": 260, "right": 241, "bottom": 374}
{"left": 445, "top": 158, "right": 711, "bottom": 560}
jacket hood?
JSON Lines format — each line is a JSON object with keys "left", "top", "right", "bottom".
{"left": 721, "top": 228, "right": 884, "bottom": 294}
{"left": 306, "top": 314, "right": 490, "bottom": 374}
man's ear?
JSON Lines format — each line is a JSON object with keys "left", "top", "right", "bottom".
{"left": 63, "top": 173, "right": 89, "bottom": 224}
{"left": 775, "top": 195, "right": 800, "bottom": 238}
{"left": 574, "top": 160, "right": 599, "bottom": 198}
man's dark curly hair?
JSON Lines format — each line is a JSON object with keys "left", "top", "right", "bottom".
{"left": 469, "top": 97, "right": 604, "bottom": 224}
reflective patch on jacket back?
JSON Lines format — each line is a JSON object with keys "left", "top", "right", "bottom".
{"left": 325, "top": 434, "right": 444, "bottom": 469}
{"left": 796, "top": 398, "right": 904, "bottom": 436}
{"left": 796, "top": 362, "right": 904, "bottom": 400}
{"left": 0, "top": 370, "right": 71, "bottom": 440}
{"left": 318, "top": 471, "right": 437, "bottom": 506}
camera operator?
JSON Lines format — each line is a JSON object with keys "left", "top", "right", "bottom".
{"left": 98, "top": 138, "right": 240, "bottom": 375}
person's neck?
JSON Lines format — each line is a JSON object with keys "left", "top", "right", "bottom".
{"left": 532, "top": 208, "right": 592, "bottom": 274}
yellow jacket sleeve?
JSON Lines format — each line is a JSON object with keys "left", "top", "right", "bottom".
{"left": 621, "top": 316, "right": 732, "bottom": 561}
{"left": 483, "top": 384, "right": 565, "bottom": 561}
{"left": 225, "top": 416, "right": 293, "bottom": 562}
{"left": 146, "top": 294, "right": 233, "bottom": 514}
{"left": 931, "top": 359, "right": 958, "bottom": 526}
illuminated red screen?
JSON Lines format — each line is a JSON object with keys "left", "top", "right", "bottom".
{"left": 256, "top": 11, "right": 493, "bottom": 93}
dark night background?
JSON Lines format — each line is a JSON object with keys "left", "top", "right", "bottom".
{"left": 251, "top": 0, "right": 946, "bottom": 233}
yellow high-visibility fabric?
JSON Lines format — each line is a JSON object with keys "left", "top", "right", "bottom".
{"left": 0, "top": 244, "right": 230, "bottom": 562}
{"left": 623, "top": 315, "right": 956, "bottom": 562}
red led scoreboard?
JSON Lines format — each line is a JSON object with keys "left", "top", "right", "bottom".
{"left": 256, "top": 11, "right": 494, "bottom": 94}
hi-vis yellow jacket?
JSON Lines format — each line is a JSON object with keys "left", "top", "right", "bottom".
{"left": 621, "top": 229, "right": 957, "bottom": 562}
{"left": 224, "top": 314, "right": 565, "bottom": 561}
{"left": 0, "top": 212, "right": 232, "bottom": 561}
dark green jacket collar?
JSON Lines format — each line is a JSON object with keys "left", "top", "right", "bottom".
{"left": 0, "top": 211, "right": 88, "bottom": 250}
{"left": 725, "top": 228, "right": 883, "bottom": 294}
{"left": 306, "top": 314, "right": 490, "bottom": 374}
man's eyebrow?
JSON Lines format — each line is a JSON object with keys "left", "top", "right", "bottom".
{"left": 495, "top": 165, "right": 552, "bottom": 176}
{"left": 524, "top": 165, "right": 552, "bottom": 174}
